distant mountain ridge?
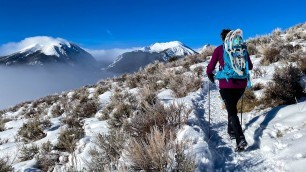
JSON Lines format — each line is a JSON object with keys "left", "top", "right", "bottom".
{"left": 107, "top": 41, "right": 198, "bottom": 73}
{"left": 0, "top": 36, "right": 96, "bottom": 66}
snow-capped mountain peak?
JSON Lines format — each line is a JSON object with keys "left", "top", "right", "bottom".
{"left": 19, "top": 36, "right": 71, "bottom": 57}
{"left": 0, "top": 36, "right": 96, "bottom": 66}
{"left": 143, "top": 41, "right": 196, "bottom": 56}
{"left": 107, "top": 41, "right": 197, "bottom": 73}
{"left": 146, "top": 41, "right": 184, "bottom": 52}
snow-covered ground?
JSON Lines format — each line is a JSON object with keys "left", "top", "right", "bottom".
{"left": 1, "top": 24, "right": 306, "bottom": 171}
{"left": 0, "top": 60, "right": 305, "bottom": 172}
{"left": 199, "top": 79, "right": 306, "bottom": 171}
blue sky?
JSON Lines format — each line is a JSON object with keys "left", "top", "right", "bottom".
{"left": 0, "top": 0, "right": 305, "bottom": 50}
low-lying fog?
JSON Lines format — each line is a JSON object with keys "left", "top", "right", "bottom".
{"left": 0, "top": 65, "right": 114, "bottom": 110}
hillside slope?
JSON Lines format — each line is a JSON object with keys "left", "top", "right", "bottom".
{"left": 0, "top": 23, "right": 305, "bottom": 171}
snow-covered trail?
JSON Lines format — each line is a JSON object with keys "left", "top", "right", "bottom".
{"left": 193, "top": 81, "right": 285, "bottom": 171}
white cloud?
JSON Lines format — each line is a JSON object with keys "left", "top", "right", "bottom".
{"left": 86, "top": 47, "right": 142, "bottom": 63}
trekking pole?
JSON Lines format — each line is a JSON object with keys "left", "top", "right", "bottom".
{"left": 240, "top": 94, "right": 244, "bottom": 125}
{"left": 208, "top": 80, "right": 211, "bottom": 138}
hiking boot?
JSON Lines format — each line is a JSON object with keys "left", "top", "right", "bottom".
{"left": 235, "top": 147, "right": 245, "bottom": 152}
{"left": 235, "top": 139, "right": 248, "bottom": 152}
{"left": 237, "top": 138, "right": 248, "bottom": 149}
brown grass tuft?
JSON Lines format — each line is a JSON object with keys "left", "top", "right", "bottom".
{"left": 169, "top": 73, "right": 202, "bottom": 98}
{"left": 18, "top": 117, "right": 51, "bottom": 143}
{"left": 127, "top": 101, "right": 191, "bottom": 139}
{"left": 124, "top": 127, "right": 195, "bottom": 171}
{"left": 56, "top": 127, "right": 85, "bottom": 153}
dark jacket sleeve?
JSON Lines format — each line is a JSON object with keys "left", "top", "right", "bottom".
{"left": 206, "top": 46, "right": 219, "bottom": 75}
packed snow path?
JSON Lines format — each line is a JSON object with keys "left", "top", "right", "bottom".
{"left": 193, "top": 81, "right": 287, "bottom": 171}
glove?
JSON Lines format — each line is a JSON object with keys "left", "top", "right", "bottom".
{"left": 208, "top": 73, "right": 215, "bottom": 83}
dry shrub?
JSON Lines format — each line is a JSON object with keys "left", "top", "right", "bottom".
{"left": 252, "top": 83, "right": 264, "bottom": 91}
{"left": 71, "top": 87, "right": 89, "bottom": 102}
{"left": 285, "top": 33, "right": 294, "bottom": 42}
{"left": 108, "top": 102, "right": 133, "bottom": 129}
{"left": 63, "top": 91, "right": 99, "bottom": 119}
{"left": 32, "top": 95, "right": 59, "bottom": 108}
{"left": 247, "top": 43, "right": 257, "bottom": 55}
{"left": 36, "top": 141, "right": 59, "bottom": 172}
{"left": 185, "top": 54, "right": 202, "bottom": 66}
{"left": 146, "top": 75, "right": 164, "bottom": 91}
{"left": 160, "top": 70, "right": 173, "bottom": 87}
{"left": 51, "top": 103, "right": 64, "bottom": 117}
{"left": 272, "top": 28, "right": 282, "bottom": 37}
{"left": 260, "top": 47, "right": 281, "bottom": 65}
{"left": 280, "top": 44, "right": 304, "bottom": 62}
{"left": 0, "top": 156, "right": 13, "bottom": 172}
{"left": 124, "top": 127, "right": 195, "bottom": 171}
{"left": 112, "top": 91, "right": 136, "bottom": 106}
{"left": 237, "top": 89, "right": 259, "bottom": 113}
{"left": 42, "top": 95, "right": 60, "bottom": 106}
{"left": 94, "top": 84, "right": 110, "bottom": 97}
{"left": 127, "top": 101, "right": 191, "bottom": 139}
{"left": 260, "top": 40, "right": 305, "bottom": 65}
{"left": 252, "top": 67, "right": 267, "bottom": 79}
{"left": 182, "top": 60, "right": 192, "bottom": 69}
{"left": 0, "top": 110, "right": 6, "bottom": 116}
{"left": 100, "top": 105, "right": 112, "bottom": 121}
{"left": 128, "top": 102, "right": 167, "bottom": 139}
{"left": 41, "top": 140, "right": 53, "bottom": 153}
{"left": 73, "top": 99, "right": 98, "bottom": 118}
{"left": 36, "top": 153, "right": 59, "bottom": 172}
{"left": 193, "top": 66, "right": 204, "bottom": 77}
{"left": 18, "top": 117, "right": 51, "bottom": 143}
{"left": 19, "top": 144, "right": 39, "bottom": 161}
{"left": 6, "top": 101, "right": 30, "bottom": 113}
{"left": 286, "top": 30, "right": 306, "bottom": 41}
{"left": 124, "top": 73, "right": 143, "bottom": 88}
{"left": 87, "top": 129, "right": 125, "bottom": 171}
{"left": 112, "top": 75, "right": 126, "bottom": 84}
{"left": 139, "top": 86, "right": 158, "bottom": 105}
{"left": 58, "top": 95, "right": 69, "bottom": 113}
{"left": 105, "top": 91, "right": 137, "bottom": 129}
{"left": 174, "top": 67, "right": 188, "bottom": 75}
{"left": 144, "top": 61, "right": 164, "bottom": 74}
{"left": 0, "top": 118, "right": 11, "bottom": 131}
{"left": 23, "top": 100, "right": 51, "bottom": 118}
{"left": 24, "top": 108, "right": 40, "bottom": 119}
{"left": 248, "top": 35, "right": 271, "bottom": 46}
{"left": 298, "top": 57, "right": 306, "bottom": 74}
{"left": 200, "top": 45, "right": 215, "bottom": 61}
{"left": 262, "top": 65, "right": 303, "bottom": 106}
{"left": 135, "top": 62, "right": 167, "bottom": 91}
{"left": 56, "top": 127, "right": 85, "bottom": 153}
{"left": 169, "top": 73, "right": 202, "bottom": 98}
{"left": 62, "top": 116, "right": 83, "bottom": 129}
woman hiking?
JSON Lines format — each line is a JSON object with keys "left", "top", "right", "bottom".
{"left": 206, "top": 29, "right": 253, "bottom": 151}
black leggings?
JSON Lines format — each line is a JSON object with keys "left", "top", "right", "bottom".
{"left": 219, "top": 88, "right": 245, "bottom": 145}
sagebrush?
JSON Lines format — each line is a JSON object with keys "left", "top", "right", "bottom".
{"left": 262, "top": 64, "right": 303, "bottom": 106}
